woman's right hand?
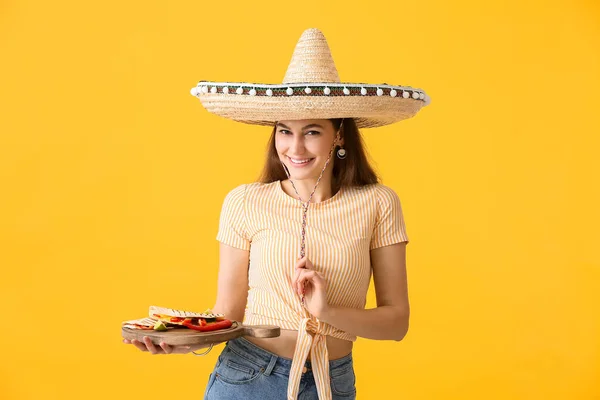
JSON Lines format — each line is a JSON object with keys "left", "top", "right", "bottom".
{"left": 122, "top": 336, "right": 212, "bottom": 355}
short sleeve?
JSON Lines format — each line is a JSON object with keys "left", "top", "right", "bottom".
{"left": 216, "top": 184, "right": 251, "bottom": 251}
{"left": 370, "top": 185, "right": 410, "bottom": 250}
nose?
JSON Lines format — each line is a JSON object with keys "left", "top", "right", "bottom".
{"left": 289, "top": 134, "right": 306, "bottom": 154}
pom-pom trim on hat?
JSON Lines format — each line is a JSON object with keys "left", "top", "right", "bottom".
{"left": 191, "top": 81, "right": 430, "bottom": 105}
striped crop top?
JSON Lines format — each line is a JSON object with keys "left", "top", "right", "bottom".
{"left": 216, "top": 180, "right": 409, "bottom": 399}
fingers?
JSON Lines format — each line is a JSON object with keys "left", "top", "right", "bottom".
{"left": 160, "top": 342, "right": 172, "bottom": 354}
{"left": 294, "top": 257, "right": 305, "bottom": 296}
{"left": 293, "top": 266, "right": 304, "bottom": 296}
{"left": 295, "top": 256, "right": 307, "bottom": 269}
{"left": 295, "top": 256, "right": 314, "bottom": 270}
{"left": 130, "top": 339, "right": 149, "bottom": 352}
{"left": 297, "top": 270, "right": 315, "bottom": 290}
{"left": 143, "top": 336, "right": 162, "bottom": 354}
{"left": 294, "top": 256, "right": 316, "bottom": 296}
{"left": 295, "top": 269, "right": 326, "bottom": 295}
{"left": 124, "top": 337, "right": 174, "bottom": 354}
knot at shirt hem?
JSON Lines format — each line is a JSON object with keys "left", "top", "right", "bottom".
{"left": 287, "top": 317, "right": 332, "bottom": 400}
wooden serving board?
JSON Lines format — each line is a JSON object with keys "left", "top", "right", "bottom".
{"left": 121, "top": 322, "right": 280, "bottom": 346}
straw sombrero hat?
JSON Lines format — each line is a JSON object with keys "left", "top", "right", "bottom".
{"left": 190, "top": 28, "right": 430, "bottom": 129}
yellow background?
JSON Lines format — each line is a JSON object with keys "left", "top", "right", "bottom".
{"left": 1, "top": 0, "right": 599, "bottom": 399}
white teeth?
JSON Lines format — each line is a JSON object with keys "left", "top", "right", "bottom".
{"left": 289, "top": 157, "right": 312, "bottom": 164}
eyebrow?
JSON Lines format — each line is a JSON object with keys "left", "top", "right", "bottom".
{"left": 276, "top": 123, "right": 325, "bottom": 130}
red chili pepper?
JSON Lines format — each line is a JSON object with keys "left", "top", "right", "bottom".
{"left": 183, "top": 319, "right": 232, "bottom": 332}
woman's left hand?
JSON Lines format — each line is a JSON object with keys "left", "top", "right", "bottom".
{"left": 293, "top": 256, "right": 330, "bottom": 319}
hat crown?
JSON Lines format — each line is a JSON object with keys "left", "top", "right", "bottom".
{"left": 282, "top": 28, "right": 341, "bottom": 84}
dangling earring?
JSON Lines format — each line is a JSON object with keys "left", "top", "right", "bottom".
{"left": 336, "top": 146, "right": 347, "bottom": 159}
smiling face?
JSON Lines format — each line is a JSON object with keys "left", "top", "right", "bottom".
{"left": 274, "top": 119, "right": 344, "bottom": 180}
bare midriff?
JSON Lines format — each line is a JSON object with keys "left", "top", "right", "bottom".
{"left": 243, "top": 328, "right": 353, "bottom": 361}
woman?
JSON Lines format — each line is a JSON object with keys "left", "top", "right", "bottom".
{"left": 124, "top": 28, "right": 429, "bottom": 400}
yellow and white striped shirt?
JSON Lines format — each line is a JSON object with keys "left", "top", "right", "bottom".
{"left": 216, "top": 180, "right": 409, "bottom": 400}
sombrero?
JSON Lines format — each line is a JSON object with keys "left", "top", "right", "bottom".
{"left": 190, "top": 28, "right": 430, "bottom": 128}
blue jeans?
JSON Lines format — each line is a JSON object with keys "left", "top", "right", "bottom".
{"left": 203, "top": 337, "right": 356, "bottom": 399}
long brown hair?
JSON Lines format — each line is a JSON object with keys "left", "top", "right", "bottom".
{"left": 257, "top": 118, "right": 380, "bottom": 193}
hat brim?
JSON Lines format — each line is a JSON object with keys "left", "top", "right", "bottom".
{"left": 192, "top": 82, "right": 429, "bottom": 129}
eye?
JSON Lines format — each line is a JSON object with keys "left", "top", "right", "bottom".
{"left": 277, "top": 129, "right": 321, "bottom": 136}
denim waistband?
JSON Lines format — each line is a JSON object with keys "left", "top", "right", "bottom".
{"left": 224, "top": 337, "right": 353, "bottom": 377}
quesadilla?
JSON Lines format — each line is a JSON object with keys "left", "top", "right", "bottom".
{"left": 122, "top": 306, "right": 233, "bottom": 332}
